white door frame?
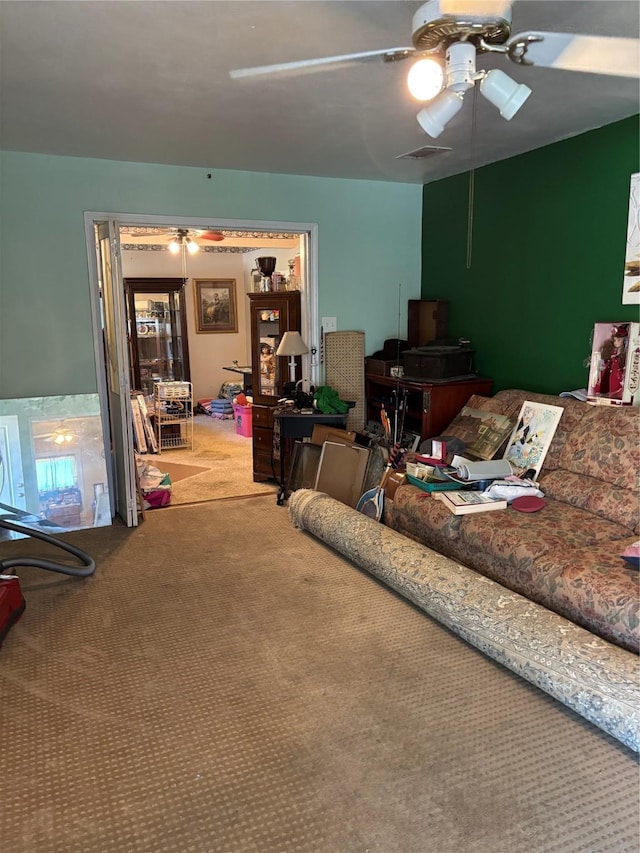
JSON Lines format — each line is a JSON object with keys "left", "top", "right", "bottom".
{"left": 84, "top": 211, "right": 319, "bottom": 524}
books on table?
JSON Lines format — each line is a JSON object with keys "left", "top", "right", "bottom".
{"left": 435, "top": 490, "right": 508, "bottom": 515}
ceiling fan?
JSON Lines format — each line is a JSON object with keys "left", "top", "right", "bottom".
{"left": 230, "top": 0, "right": 640, "bottom": 138}
{"left": 37, "top": 421, "right": 82, "bottom": 445}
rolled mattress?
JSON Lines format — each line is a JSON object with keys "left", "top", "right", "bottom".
{"left": 289, "top": 489, "right": 640, "bottom": 752}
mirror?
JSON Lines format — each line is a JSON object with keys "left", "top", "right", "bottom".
{"left": 257, "top": 308, "right": 281, "bottom": 397}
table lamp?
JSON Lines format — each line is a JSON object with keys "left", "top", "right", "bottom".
{"left": 276, "top": 331, "right": 309, "bottom": 384}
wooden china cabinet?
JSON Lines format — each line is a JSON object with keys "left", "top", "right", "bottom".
{"left": 247, "top": 291, "right": 301, "bottom": 482}
{"left": 124, "top": 277, "right": 190, "bottom": 397}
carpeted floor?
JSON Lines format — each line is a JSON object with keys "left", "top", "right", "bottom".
{"left": 141, "top": 415, "right": 277, "bottom": 505}
{"left": 1, "top": 496, "right": 638, "bottom": 853}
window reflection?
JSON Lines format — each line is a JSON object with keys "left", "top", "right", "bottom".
{"left": 0, "top": 395, "right": 110, "bottom": 538}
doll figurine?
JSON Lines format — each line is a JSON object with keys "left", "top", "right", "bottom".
{"left": 593, "top": 324, "right": 629, "bottom": 399}
{"left": 259, "top": 342, "right": 276, "bottom": 383}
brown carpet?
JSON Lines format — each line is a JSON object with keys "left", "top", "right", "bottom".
{"left": 1, "top": 496, "right": 638, "bottom": 853}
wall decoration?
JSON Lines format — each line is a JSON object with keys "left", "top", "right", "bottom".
{"left": 193, "top": 279, "right": 238, "bottom": 334}
{"left": 622, "top": 172, "right": 639, "bottom": 305}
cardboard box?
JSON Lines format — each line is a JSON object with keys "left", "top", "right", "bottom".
{"left": 314, "top": 442, "right": 371, "bottom": 508}
{"left": 364, "top": 357, "right": 402, "bottom": 377}
{"left": 310, "top": 424, "right": 357, "bottom": 446}
{"left": 587, "top": 322, "right": 640, "bottom": 406}
{"left": 365, "top": 338, "right": 410, "bottom": 377}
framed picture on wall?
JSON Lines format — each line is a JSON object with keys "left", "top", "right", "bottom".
{"left": 193, "top": 279, "right": 238, "bottom": 333}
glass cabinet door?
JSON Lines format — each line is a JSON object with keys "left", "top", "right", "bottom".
{"left": 256, "top": 307, "right": 281, "bottom": 399}
{"left": 125, "top": 278, "right": 190, "bottom": 397}
{"left": 248, "top": 292, "right": 301, "bottom": 405}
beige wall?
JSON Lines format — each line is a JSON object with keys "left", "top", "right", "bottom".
{"left": 121, "top": 247, "right": 297, "bottom": 400}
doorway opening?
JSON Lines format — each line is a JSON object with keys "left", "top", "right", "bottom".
{"left": 85, "top": 213, "right": 319, "bottom": 525}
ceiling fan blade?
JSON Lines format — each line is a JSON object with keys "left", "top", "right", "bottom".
{"left": 229, "top": 47, "right": 416, "bottom": 80}
{"left": 199, "top": 231, "right": 225, "bottom": 241}
{"left": 509, "top": 31, "right": 640, "bottom": 78}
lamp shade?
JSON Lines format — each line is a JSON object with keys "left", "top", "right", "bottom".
{"left": 276, "top": 331, "right": 309, "bottom": 357}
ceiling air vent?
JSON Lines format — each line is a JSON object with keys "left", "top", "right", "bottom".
{"left": 395, "top": 145, "right": 452, "bottom": 160}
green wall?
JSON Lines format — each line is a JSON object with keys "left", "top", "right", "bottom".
{"left": 422, "top": 116, "right": 640, "bottom": 394}
{"left": 0, "top": 152, "right": 422, "bottom": 399}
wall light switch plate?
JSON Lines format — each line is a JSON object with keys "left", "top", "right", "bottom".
{"left": 322, "top": 317, "right": 337, "bottom": 333}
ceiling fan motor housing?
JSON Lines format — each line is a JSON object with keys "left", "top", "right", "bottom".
{"left": 446, "top": 42, "right": 477, "bottom": 92}
{"left": 412, "top": 0, "right": 513, "bottom": 52}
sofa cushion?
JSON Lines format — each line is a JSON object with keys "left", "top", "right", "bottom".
{"left": 555, "top": 403, "right": 640, "bottom": 490}
{"left": 383, "top": 486, "right": 464, "bottom": 558}
{"left": 541, "top": 469, "right": 638, "bottom": 533}
{"left": 459, "top": 498, "right": 629, "bottom": 553}
{"left": 452, "top": 500, "right": 632, "bottom": 608}
{"left": 531, "top": 541, "right": 640, "bottom": 652}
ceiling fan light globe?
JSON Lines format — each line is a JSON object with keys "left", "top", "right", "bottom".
{"left": 186, "top": 238, "right": 200, "bottom": 255}
{"left": 407, "top": 57, "right": 445, "bottom": 101}
{"left": 480, "top": 68, "right": 531, "bottom": 119}
{"left": 168, "top": 240, "right": 181, "bottom": 254}
{"left": 417, "top": 89, "right": 464, "bottom": 138}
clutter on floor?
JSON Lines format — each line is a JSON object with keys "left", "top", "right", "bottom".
{"left": 135, "top": 456, "right": 172, "bottom": 508}
{"left": 203, "top": 398, "right": 234, "bottom": 419}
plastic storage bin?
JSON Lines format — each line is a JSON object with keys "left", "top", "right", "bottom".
{"left": 232, "top": 403, "right": 253, "bottom": 437}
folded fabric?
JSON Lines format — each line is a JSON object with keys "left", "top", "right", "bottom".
{"left": 483, "top": 479, "right": 545, "bottom": 504}
{"left": 314, "top": 385, "right": 349, "bottom": 414}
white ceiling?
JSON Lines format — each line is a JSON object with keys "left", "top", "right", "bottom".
{"left": 1, "top": 1, "right": 638, "bottom": 184}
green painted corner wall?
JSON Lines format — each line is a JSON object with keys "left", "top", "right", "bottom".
{"left": 0, "top": 152, "right": 422, "bottom": 399}
{"left": 422, "top": 116, "right": 640, "bottom": 395}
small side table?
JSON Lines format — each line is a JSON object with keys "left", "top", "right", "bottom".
{"left": 273, "top": 411, "right": 348, "bottom": 505}
{"left": 222, "top": 365, "right": 253, "bottom": 395}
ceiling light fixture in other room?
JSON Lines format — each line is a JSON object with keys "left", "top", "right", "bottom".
{"left": 169, "top": 229, "right": 200, "bottom": 255}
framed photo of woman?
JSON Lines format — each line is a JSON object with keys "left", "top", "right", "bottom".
{"left": 193, "top": 279, "right": 237, "bottom": 333}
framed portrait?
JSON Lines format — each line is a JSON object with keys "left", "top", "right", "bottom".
{"left": 193, "top": 279, "right": 238, "bottom": 334}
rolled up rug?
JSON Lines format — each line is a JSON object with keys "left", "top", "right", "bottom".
{"left": 288, "top": 489, "right": 640, "bottom": 752}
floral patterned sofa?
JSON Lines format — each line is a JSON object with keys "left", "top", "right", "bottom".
{"left": 384, "top": 389, "right": 640, "bottom": 653}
